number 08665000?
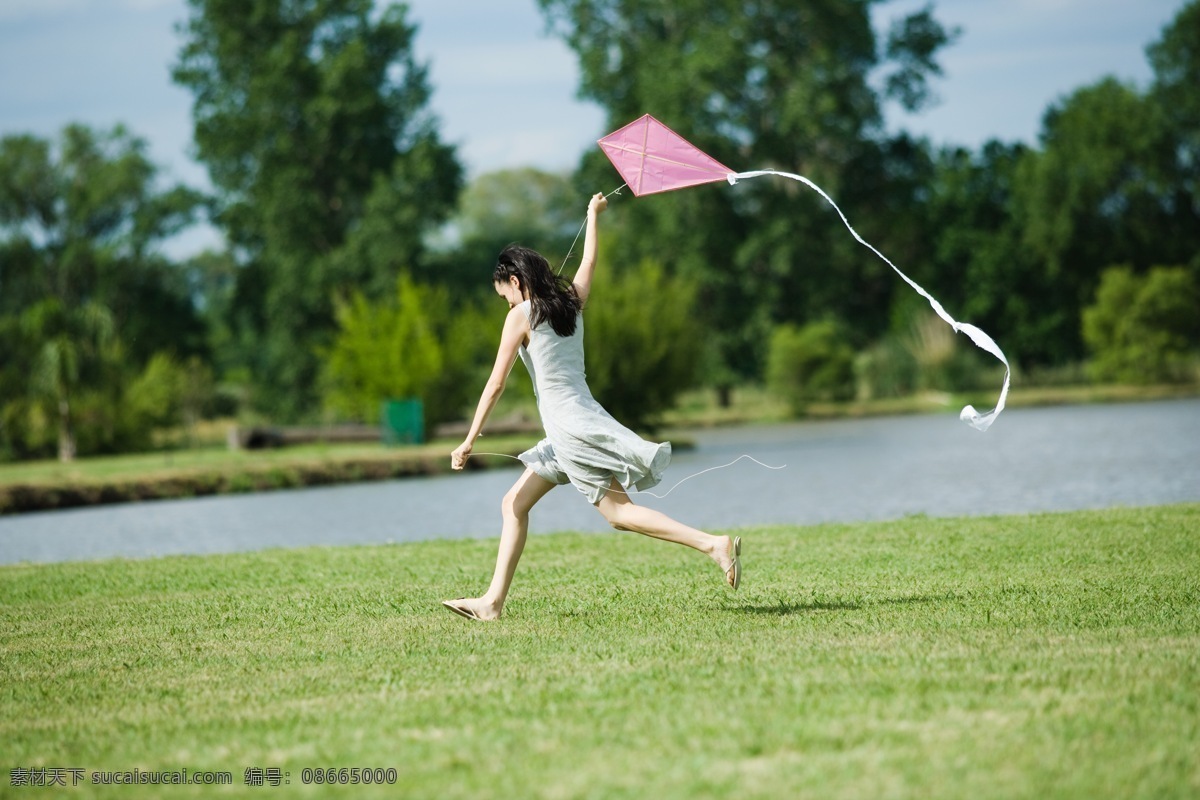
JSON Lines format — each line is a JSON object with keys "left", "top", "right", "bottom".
{"left": 300, "top": 767, "right": 397, "bottom": 785}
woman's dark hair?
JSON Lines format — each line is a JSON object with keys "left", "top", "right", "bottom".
{"left": 493, "top": 244, "right": 581, "bottom": 337}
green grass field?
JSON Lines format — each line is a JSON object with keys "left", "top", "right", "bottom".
{"left": 2, "top": 505, "right": 1198, "bottom": 799}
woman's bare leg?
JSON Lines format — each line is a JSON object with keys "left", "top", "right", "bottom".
{"left": 445, "top": 469, "right": 555, "bottom": 620}
{"left": 594, "top": 479, "right": 739, "bottom": 586}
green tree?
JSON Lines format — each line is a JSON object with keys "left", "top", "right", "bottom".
{"left": 583, "top": 259, "right": 704, "bottom": 430}
{"left": 323, "top": 274, "right": 442, "bottom": 423}
{"left": 431, "top": 168, "right": 583, "bottom": 296}
{"left": 1013, "top": 78, "right": 1184, "bottom": 359}
{"left": 125, "top": 353, "right": 215, "bottom": 441}
{"left": 898, "top": 2, "right": 1200, "bottom": 373}
{"left": 174, "top": 0, "right": 462, "bottom": 419}
{"left": 180, "top": 248, "right": 243, "bottom": 399}
{"left": 538, "top": 0, "right": 957, "bottom": 387}
{"left": 0, "top": 126, "right": 204, "bottom": 336}
{"left": 910, "top": 141, "right": 1057, "bottom": 364}
{"left": 766, "top": 319, "right": 856, "bottom": 414}
{"left": 1082, "top": 265, "right": 1200, "bottom": 384}
{"left": 1147, "top": 0, "right": 1200, "bottom": 271}
{"left": 1004, "top": 1, "right": 1200, "bottom": 365}
{"left": 23, "top": 300, "right": 114, "bottom": 462}
{"left": 0, "top": 125, "right": 206, "bottom": 460}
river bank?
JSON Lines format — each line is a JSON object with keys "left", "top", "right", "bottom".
{"left": 0, "top": 436, "right": 539, "bottom": 515}
{"left": 1, "top": 382, "right": 1195, "bottom": 515}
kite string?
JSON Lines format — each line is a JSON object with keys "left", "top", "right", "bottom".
{"left": 465, "top": 450, "right": 785, "bottom": 500}
{"left": 728, "top": 168, "right": 1011, "bottom": 432}
{"left": 557, "top": 184, "right": 627, "bottom": 274}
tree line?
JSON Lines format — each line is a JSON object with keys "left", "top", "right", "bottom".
{"left": 1, "top": 0, "right": 1197, "bottom": 461}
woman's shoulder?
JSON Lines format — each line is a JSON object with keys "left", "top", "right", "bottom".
{"left": 508, "top": 301, "right": 532, "bottom": 324}
{"left": 501, "top": 304, "right": 532, "bottom": 346}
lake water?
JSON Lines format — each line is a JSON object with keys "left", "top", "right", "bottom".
{"left": 1, "top": 398, "right": 1197, "bottom": 566}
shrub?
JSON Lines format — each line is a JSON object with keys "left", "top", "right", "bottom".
{"left": 321, "top": 273, "right": 502, "bottom": 431}
{"left": 321, "top": 273, "right": 446, "bottom": 425}
{"left": 766, "top": 320, "right": 856, "bottom": 414}
{"left": 904, "top": 312, "right": 991, "bottom": 393}
{"left": 854, "top": 337, "right": 917, "bottom": 400}
{"left": 127, "top": 353, "right": 186, "bottom": 429}
{"left": 1082, "top": 265, "right": 1200, "bottom": 383}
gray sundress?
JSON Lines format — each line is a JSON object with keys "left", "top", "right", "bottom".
{"left": 515, "top": 299, "right": 671, "bottom": 504}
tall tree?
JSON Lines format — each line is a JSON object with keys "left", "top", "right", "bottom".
{"left": 430, "top": 168, "right": 583, "bottom": 296}
{"left": 23, "top": 299, "right": 115, "bottom": 462}
{"left": 1147, "top": 0, "right": 1200, "bottom": 274}
{"left": 983, "top": 2, "right": 1200, "bottom": 365}
{"left": 0, "top": 126, "right": 202, "bottom": 323}
{"left": 911, "top": 141, "right": 1059, "bottom": 363}
{"left": 174, "top": 0, "right": 462, "bottom": 419}
{"left": 538, "top": 0, "right": 957, "bottom": 386}
{"left": 0, "top": 125, "right": 205, "bottom": 460}
{"left": 912, "top": 2, "right": 1200, "bottom": 369}
{"left": 1007, "top": 62, "right": 1198, "bottom": 361}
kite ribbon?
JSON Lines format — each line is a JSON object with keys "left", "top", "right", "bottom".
{"left": 728, "top": 169, "right": 1010, "bottom": 432}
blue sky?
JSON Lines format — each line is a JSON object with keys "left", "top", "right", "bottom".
{"left": 0, "top": 0, "right": 1187, "bottom": 254}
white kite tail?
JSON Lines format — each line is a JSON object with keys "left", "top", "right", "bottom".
{"left": 728, "top": 168, "right": 1010, "bottom": 432}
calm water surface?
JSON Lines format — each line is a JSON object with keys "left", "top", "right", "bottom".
{"left": 1, "top": 399, "right": 1197, "bottom": 565}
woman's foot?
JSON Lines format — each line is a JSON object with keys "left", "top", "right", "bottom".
{"left": 441, "top": 597, "right": 502, "bottom": 621}
{"left": 711, "top": 535, "right": 742, "bottom": 590}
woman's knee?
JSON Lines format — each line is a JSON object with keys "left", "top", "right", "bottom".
{"left": 502, "top": 487, "right": 534, "bottom": 521}
{"left": 597, "top": 499, "right": 632, "bottom": 531}
{"left": 606, "top": 515, "right": 630, "bottom": 532}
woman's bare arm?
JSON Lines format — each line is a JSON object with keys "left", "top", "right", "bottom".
{"left": 451, "top": 306, "right": 530, "bottom": 469}
{"left": 571, "top": 192, "right": 607, "bottom": 307}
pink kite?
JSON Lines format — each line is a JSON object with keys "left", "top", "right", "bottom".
{"left": 596, "top": 114, "right": 1011, "bottom": 432}
{"left": 597, "top": 114, "right": 733, "bottom": 197}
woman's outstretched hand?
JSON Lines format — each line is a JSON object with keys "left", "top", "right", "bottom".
{"left": 451, "top": 440, "right": 472, "bottom": 470}
{"left": 588, "top": 191, "right": 607, "bottom": 216}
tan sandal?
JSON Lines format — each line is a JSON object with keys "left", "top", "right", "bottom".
{"left": 725, "top": 536, "right": 742, "bottom": 590}
{"left": 442, "top": 599, "right": 485, "bottom": 621}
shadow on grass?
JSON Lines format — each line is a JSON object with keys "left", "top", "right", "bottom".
{"left": 736, "top": 591, "right": 961, "bottom": 617}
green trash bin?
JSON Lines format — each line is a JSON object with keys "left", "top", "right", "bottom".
{"left": 381, "top": 398, "right": 424, "bottom": 445}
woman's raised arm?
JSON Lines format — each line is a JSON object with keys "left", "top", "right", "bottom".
{"left": 571, "top": 192, "right": 607, "bottom": 307}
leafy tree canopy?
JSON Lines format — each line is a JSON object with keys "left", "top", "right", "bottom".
{"left": 0, "top": 124, "right": 207, "bottom": 459}
{"left": 174, "top": 0, "right": 463, "bottom": 419}
{"left": 537, "top": 0, "right": 958, "bottom": 383}
{"left": 429, "top": 168, "right": 583, "bottom": 297}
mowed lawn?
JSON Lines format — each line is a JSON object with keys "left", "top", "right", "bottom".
{"left": 2, "top": 505, "right": 1197, "bottom": 799}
